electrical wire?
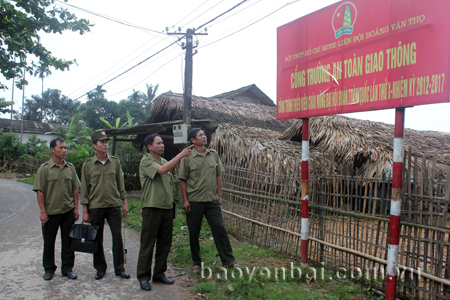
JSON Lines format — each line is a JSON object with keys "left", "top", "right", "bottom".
{"left": 200, "top": 0, "right": 299, "bottom": 48}
{"left": 55, "top": 0, "right": 165, "bottom": 35}
{"left": 180, "top": 0, "right": 225, "bottom": 29}
{"left": 205, "top": 0, "right": 262, "bottom": 29}
{"left": 73, "top": 36, "right": 184, "bottom": 101}
{"left": 67, "top": 34, "right": 172, "bottom": 98}
{"left": 106, "top": 53, "right": 183, "bottom": 98}
{"left": 195, "top": 0, "right": 248, "bottom": 31}
{"left": 172, "top": 0, "right": 209, "bottom": 29}
{"left": 104, "top": 45, "right": 180, "bottom": 94}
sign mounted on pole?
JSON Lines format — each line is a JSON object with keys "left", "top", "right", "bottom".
{"left": 277, "top": 0, "right": 450, "bottom": 120}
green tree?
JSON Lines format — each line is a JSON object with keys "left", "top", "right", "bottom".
{"left": 22, "top": 89, "right": 79, "bottom": 124}
{"left": 127, "top": 89, "right": 143, "bottom": 102}
{"left": 34, "top": 65, "right": 52, "bottom": 95}
{"left": 79, "top": 95, "right": 119, "bottom": 130}
{"left": 141, "top": 83, "right": 159, "bottom": 114}
{"left": 0, "top": 0, "right": 93, "bottom": 90}
{"left": 0, "top": 97, "right": 14, "bottom": 114}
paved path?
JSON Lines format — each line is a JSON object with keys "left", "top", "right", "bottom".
{"left": 0, "top": 179, "right": 195, "bottom": 300}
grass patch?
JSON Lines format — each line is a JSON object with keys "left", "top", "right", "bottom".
{"left": 125, "top": 199, "right": 143, "bottom": 231}
{"left": 17, "top": 176, "right": 35, "bottom": 185}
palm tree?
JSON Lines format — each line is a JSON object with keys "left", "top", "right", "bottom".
{"left": 34, "top": 66, "right": 52, "bottom": 95}
{"left": 94, "top": 85, "right": 106, "bottom": 98}
{"left": 142, "top": 83, "right": 159, "bottom": 114}
{"left": 127, "top": 89, "right": 143, "bottom": 102}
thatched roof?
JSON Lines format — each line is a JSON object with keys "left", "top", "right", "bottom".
{"left": 146, "top": 91, "right": 292, "bottom": 132}
{"left": 281, "top": 115, "right": 450, "bottom": 178}
{"left": 213, "top": 84, "right": 275, "bottom": 107}
{"left": 210, "top": 123, "right": 330, "bottom": 178}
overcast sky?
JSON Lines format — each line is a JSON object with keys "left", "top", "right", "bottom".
{"left": 1, "top": 0, "right": 449, "bottom": 132}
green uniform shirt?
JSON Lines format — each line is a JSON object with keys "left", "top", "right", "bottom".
{"left": 33, "top": 158, "right": 80, "bottom": 215}
{"left": 139, "top": 154, "right": 173, "bottom": 209}
{"left": 178, "top": 148, "right": 224, "bottom": 202}
{"left": 80, "top": 155, "right": 127, "bottom": 209}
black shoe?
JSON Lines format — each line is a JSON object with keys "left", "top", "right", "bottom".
{"left": 116, "top": 271, "right": 130, "bottom": 279}
{"left": 140, "top": 280, "right": 151, "bottom": 291}
{"left": 153, "top": 276, "right": 174, "bottom": 284}
{"left": 43, "top": 272, "right": 54, "bottom": 281}
{"left": 63, "top": 271, "right": 77, "bottom": 280}
{"left": 95, "top": 272, "right": 105, "bottom": 280}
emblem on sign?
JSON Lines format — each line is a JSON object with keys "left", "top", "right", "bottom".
{"left": 332, "top": 2, "right": 357, "bottom": 39}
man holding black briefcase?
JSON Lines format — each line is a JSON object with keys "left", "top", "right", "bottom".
{"left": 80, "top": 130, "right": 130, "bottom": 280}
{"left": 33, "top": 138, "right": 80, "bottom": 281}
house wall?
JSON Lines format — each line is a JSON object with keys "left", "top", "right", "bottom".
{"left": 20, "top": 133, "right": 60, "bottom": 145}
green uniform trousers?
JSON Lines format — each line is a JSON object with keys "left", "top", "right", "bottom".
{"left": 42, "top": 209, "right": 75, "bottom": 274}
{"left": 137, "top": 207, "right": 173, "bottom": 282}
{"left": 186, "top": 201, "right": 235, "bottom": 266}
{"left": 89, "top": 207, "right": 125, "bottom": 274}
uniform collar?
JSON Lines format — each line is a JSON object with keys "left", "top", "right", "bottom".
{"left": 190, "top": 147, "right": 211, "bottom": 158}
{"left": 145, "top": 153, "right": 164, "bottom": 165}
{"left": 93, "top": 154, "right": 110, "bottom": 164}
{"left": 48, "top": 158, "right": 68, "bottom": 168}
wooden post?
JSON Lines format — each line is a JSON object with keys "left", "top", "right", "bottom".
{"left": 385, "top": 107, "right": 405, "bottom": 300}
{"left": 301, "top": 118, "right": 309, "bottom": 265}
{"left": 112, "top": 136, "right": 117, "bottom": 156}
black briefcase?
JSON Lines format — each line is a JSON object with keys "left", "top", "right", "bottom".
{"left": 69, "top": 223, "right": 101, "bottom": 254}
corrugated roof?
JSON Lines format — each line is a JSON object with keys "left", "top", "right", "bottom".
{"left": 0, "top": 118, "right": 63, "bottom": 134}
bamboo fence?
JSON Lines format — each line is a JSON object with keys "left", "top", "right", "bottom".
{"left": 220, "top": 149, "right": 450, "bottom": 300}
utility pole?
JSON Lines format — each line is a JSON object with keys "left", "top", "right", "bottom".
{"left": 21, "top": 67, "right": 25, "bottom": 142}
{"left": 9, "top": 76, "right": 15, "bottom": 132}
{"left": 167, "top": 28, "right": 207, "bottom": 127}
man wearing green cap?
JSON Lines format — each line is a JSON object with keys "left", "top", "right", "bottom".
{"left": 80, "top": 130, "right": 130, "bottom": 280}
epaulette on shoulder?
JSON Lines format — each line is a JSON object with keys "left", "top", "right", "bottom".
{"left": 85, "top": 157, "right": 93, "bottom": 162}
{"left": 41, "top": 162, "right": 49, "bottom": 167}
{"left": 109, "top": 155, "right": 118, "bottom": 159}
{"left": 66, "top": 162, "right": 74, "bottom": 167}
{"left": 209, "top": 149, "right": 217, "bottom": 153}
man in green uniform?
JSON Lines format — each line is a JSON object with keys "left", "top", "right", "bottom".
{"left": 178, "top": 128, "right": 237, "bottom": 274}
{"left": 80, "top": 130, "right": 130, "bottom": 280}
{"left": 137, "top": 133, "right": 193, "bottom": 291}
{"left": 33, "top": 138, "right": 80, "bottom": 281}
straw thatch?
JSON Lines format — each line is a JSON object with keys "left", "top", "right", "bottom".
{"left": 210, "top": 123, "right": 330, "bottom": 178}
{"left": 146, "top": 91, "right": 292, "bottom": 132}
{"left": 281, "top": 115, "right": 450, "bottom": 178}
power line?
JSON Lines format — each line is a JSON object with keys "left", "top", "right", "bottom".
{"left": 55, "top": 0, "right": 164, "bottom": 35}
{"left": 180, "top": 0, "right": 225, "bottom": 29}
{"left": 195, "top": 0, "right": 248, "bottom": 31}
{"left": 200, "top": 0, "right": 299, "bottom": 48}
{"left": 103, "top": 46, "right": 180, "bottom": 95}
{"left": 206, "top": 0, "right": 262, "bottom": 29}
{"left": 106, "top": 54, "right": 183, "bottom": 98}
{"left": 172, "top": 0, "right": 209, "bottom": 29}
{"left": 67, "top": 34, "right": 171, "bottom": 99}
{"left": 73, "top": 36, "right": 184, "bottom": 101}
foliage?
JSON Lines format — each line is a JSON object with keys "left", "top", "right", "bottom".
{"left": 142, "top": 83, "right": 159, "bottom": 114}
{"left": 100, "top": 110, "right": 138, "bottom": 129}
{"left": 17, "top": 175, "right": 35, "bottom": 184}
{"left": 79, "top": 89, "right": 119, "bottom": 130}
{"left": 0, "top": 133, "right": 50, "bottom": 163}
{"left": 34, "top": 65, "right": 51, "bottom": 94}
{"left": 0, "top": 0, "right": 93, "bottom": 90}
{"left": 0, "top": 97, "right": 14, "bottom": 114}
{"left": 22, "top": 89, "right": 79, "bottom": 124}
{"left": 52, "top": 114, "right": 93, "bottom": 176}
{"left": 0, "top": 132, "right": 26, "bottom": 160}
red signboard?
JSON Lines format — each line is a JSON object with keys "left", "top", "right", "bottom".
{"left": 277, "top": 0, "right": 450, "bottom": 120}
